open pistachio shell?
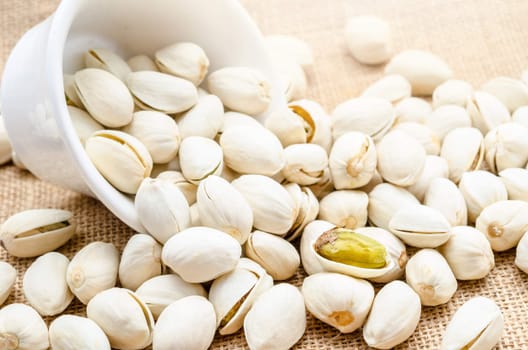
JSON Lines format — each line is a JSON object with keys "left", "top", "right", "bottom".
{"left": 84, "top": 48, "right": 131, "bottom": 81}
{"left": 440, "top": 127, "right": 484, "bottom": 184}
{"left": 283, "top": 184, "right": 319, "bottom": 241}
{"left": 362, "top": 74, "right": 411, "bottom": 104}
{"left": 155, "top": 42, "right": 210, "bottom": 86}
{"left": 300, "top": 220, "right": 336, "bottom": 275}
{"left": 0, "top": 304, "right": 49, "bottom": 350}
{"left": 0, "top": 262, "right": 16, "bottom": 306}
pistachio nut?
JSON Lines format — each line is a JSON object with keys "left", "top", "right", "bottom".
{"left": 119, "top": 234, "right": 162, "bottom": 291}
{"left": 512, "top": 105, "right": 528, "bottom": 127}
{"left": 155, "top": 42, "right": 209, "bottom": 85}
{"left": 162, "top": 226, "right": 241, "bottom": 283}
{"left": 467, "top": 91, "right": 511, "bottom": 135}
{"left": 499, "top": 167, "right": 528, "bottom": 201}
{"left": 264, "top": 35, "right": 314, "bottom": 70}
{"left": 425, "top": 104, "right": 472, "bottom": 140}
{"left": 176, "top": 94, "right": 224, "bottom": 140}
{"left": 329, "top": 131, "right": 377, "bottom": 189}
{"left": 392, "top": 122, "right": 441, "bottom": 156}
{"left": 74, "top": 68, "right": 134, "bottom": 127}
{"left": 0, "top": 117, "right": 11, "bottom": 166}
{"left": 424, "top": 177, "right": 468, "bottom": 226}
{"left": 264, "top": 106, "right": 308, "bottom": 147}
{"left": 394, "top": 97, "right": 432, "bottom": 124}
{"left": 84, "top": 48, "right": 131, "bottom": 81}
{"left": 66, "top": 241, "right": 119, "bottom": 304}
{"left": 23, "top": 252, "right": 73, "bottom": 316}
{"left": 368, "top": 183, "right": 420, "bottom": 230}
{"left": 283, "top": 184, "right": 320, "bottom": 241}
{"left": 289, "top": 99, "right": 333, "bottom": 152}
{"left": 440, "top": 127, "right": 484, "bottom": 184}
{"left": 135, "top": 177, "right": 191, "bottom": 243}
{"left": 63, "top": 74, "right": 83, "bottom": 108}
{"left": 515, "top": 231, "right": 528, "bottom": 274}
{"left": 179, "top": 136, "right": 223, "bottom": 184}
{"left": 49, "top": 315, "right": 111, "bottom": 350}
{"left": 318, "top": 190, "right": 368, "bottom": 229}
{"left": 86, "top": 130, "right": 153, "bottom": 194}
{"left": 87, "top": 288, "right": 154, "bottom": 350}
{"left": 344, "top": 15, "right": 391, "bottom": 65}
{"left": 482, "top": 76, "right": 528, "bottom": 113}
{"left": 406, "top": 155, "right": 449, "bottom": 202}
{"left": 127, "top": 54, "right": 159, "bottom": 72}
{"left": 156, "top": 170, "right": 197, "bottom": 205}
{"left": 476, "top": 200, "right": 528, "bottom": 252}
{"left": 384, "top": 49, "right": 453, "bottom": 96}
{"left": 331, "top": 97, "right": 395, "bottom": 141}
{"left": 302, "top": 272, "right": 374, "bottom": 333}
{"left": 136, "top": 274, "right": 207, "bottom": 319}
{"left": 127, "top": 71, "right": 198, "bottom": 113}
{"left": 244, "top": 283, "right": 306, "bottom": 350}
{"left": 0, "top": 303, "right": 49, "bottom": 350}
{"left": 0, "top": 208, "right": 75, "bottom": 258}
{"left": 441, "top": 297, "right": 503, "bottom": 350}
{"left": 362, "top": 74, "right": 411, "bottom": 103}
{"left": 439, "top": 226, "right": 495, "bottom": 280}
{"left": 272, "top": 58, "right": 307, "bottom": 102}
{"left": 389, "top": 204, "right": 451, "bottom": 248}
{"left": 484, "top": 122, "right": 528, "bottom": 173}
{"left": 153, "top": 296, "right": 216, "bottom": 350}
{"left": 245, "top": 230, "right": 300, "bottom": 280}
{"left": 209, "top": 258, "right": 273, "bottom": 335}
{"left": 377, "top": 130, "right": 426, "bottom": 186}
{"left": 220, "top": 125, "right": 284, "bottom": 176}
{"left": 363, "top": 280, "right": 421, "bottom": 349}
{"left": 232, "top": 175, "right": 297, "bottom": 235}
{"left": 197, "top": 175, "right": 253, "bottom": 244}
{"left": 0, "top": 262, "right": 15, "bottom": 306}
{"left": 300, "top": 220, "right": 335, "bottom": 275}
{"left": 405, "top": 249, "right": 457, "bottom": 306}
{"left": 458, "top": 170, "right": 508, "bottom": 223}
{"left": 282, "top": 143, "right": 328, "bottom": 185}
{"left": 432, "top": 79, "right": 473, "bottom": 108}
{"left": 68, "top": 106, "right": 103, "bottom": 145}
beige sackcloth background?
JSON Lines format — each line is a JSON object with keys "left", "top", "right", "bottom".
{"left": 1, "top": 0, "right": 528, "bottom": 348}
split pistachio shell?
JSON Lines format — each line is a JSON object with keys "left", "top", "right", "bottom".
{"left": 368, "top": 183, "right": 420, "bottom": 230}
{"left": 440, "top": 127, "right": 484, "bottom": 184}
{"left": 392, "top": 122, "right": 441, "bottom": 156}
{"left": 127, "top": 71, "right": 198, "bottom": 113}
{"left": 74, "top": 68, "right": 134, "bottom": 127}
{"left": 363, "top": 281, "right": 421, "bottom": 349}
{"left": 289, "top": 99, "right": 333, "bottom": 152}
{"left": 406, "top": 155, "right": 449, "bottom": 202}
{"left": 23, "top": 252, "right": 73, "bottom": 316}
{"left": 153, "top": 296, "right": 216, "bottom": 350}
{"left": 135, "top": 177, "right": 191, "bottom": 243}
{"left": 439, "top": 226, "right": 495, "bottom": 280}
{"left": 331, "top": 97, "right": 395, "bottom": 141}
{"left": 283, "top": 185, "right": 320, "bottom": 241}
{"left": 207, "top": 67, "right": 271, "bottom": 116}
{"left": 179, "top": 136, "right": 223, "bottom": 184}
{"left": 265, "top": 106, "right": 308, "bottom": 147}
{"left": 425, "top": 177, "right": 468, "bottom": 227}
{"left": 512, "top": 106, "right": 528, "bottom": 127}
{"left": 476, "top": 200, "right": 528, "bottom": 252}
{"left": 362, "top": 74, "right": 411, "bottom": 103}
{"left": 0, "top": 262, "right": 15, "bottom": 306}
{"left": 425, "top": 105, "right": 472, "bottom": 140}
{"left": 499, "top": 168, "right": 528, "bottom": 201}
{"left": 155, "top": 42, "right": 209, "bottom": 86}
{"left": 86, "top": 130, "right": 153, "bottom": 194}
{"left": 302, "top": 272, "right": 374, "bottom": 333}
{"left": 272, "top": 58, "right": 307, "bottom": 102}
{"left": 176, "top": 94, "right": 224, "bottom": 139}
{"left": 244, "top": 283, "right": 306, "bottom": 350}
{"left": 66, "top": 241, "right": 119, "bottom": 304}
{"left": 0, "top": 303, "right": 49, "bottom": 350}
{"left": 245, "top": 230, "right": 300, "bottom": 280}
{"left": 119, "top": 234, "right": 162, "bottom": 291}
{"left": 394, "top": 97, "right": 431, "bottom": 124}
{"left": 135, "top": 275, "right": 207, "bottom": 319}
{"left": 127, "top": 55, "right": 159, "bottom": 72}
{"left": 389, "top": 204, "right": 451, "bottom": 248}
{"left": 85, "top": 48, "right": 131, "bottom": 81}
{"left": 432, "top": 79, "right": 473, "bottom": 108}
{"left": 68, "top": 106, "right": 103, "bottom": 145}
{"left": 232, "top": 175, "right": 297, "bottom": 235}
{"left": 0, "top": 117, "right": 11, "bottom": 166}
{"left": 344, "top": 16, "right": 391, "bottom": 65}
{"left": 308, "top": 168, "right": 335, "bottom": 199}
{"left": 385, "top": 50, "right": 453, "bottom": 96}
{"left": 467, "top": 91, "right": 511, "bottom": 135}
{"left": 300, "top": 220, "right": 335, "bottom": 275}
{"left": 329, "top": 131, "right": 377, "bottom": 189}
{"left": 377, "top": 130, "right": 426, "bottom": 186}
{"left": 0, "top": 208, "right": 75, "bottom": 258}
{"left": 156, "top": 170, "right": 197, "bottom": 205}
{"left": 458, "top": 170, "right": 508, "bottom": 223}
{"left": 482, "top": 76, "right": 528, "bottom": 113}
{"left": 282, "top": 143, "right": 328, "bottom": 185}
{"left": 49, "top": 315, "right": 111, "bottom": 350}
{"left": 63, "top": 74, "right": 83, "bottom": 108}
{"left": 220, "top": 125, "right": 284, "bottom": 176}
{"left": 87, "top": 288, "right": 154, "bottom": 350}
{"left": 405, "top": 249, "right": 457, "bottom": 306}
{"left": 162, "top": 226, "right": 241, "bottom": 283}
{"left": 197, "top": 175, "right": 253, "bottom": 244}
{"left": 318, "top": 190, "right": 368, "bottom": 229}
{"left": 484, "top": 122, "right": 528, "bottom": 173}
{"left": 515, "top": 231, "right": 528, "bottom": 274}
{"left": 264, "top": 35, "right": 314, "bottom": 70}
{"left": 441, "top": 297, "right": 503, "bottom": 350}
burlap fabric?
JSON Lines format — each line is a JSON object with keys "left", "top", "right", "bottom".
{"left": 1, "top": 0, "right": 528, "bottom": 348}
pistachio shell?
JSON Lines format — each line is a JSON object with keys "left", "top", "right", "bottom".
{"left": 119, "top": 234, "right": 162, "bottom": 291}
{"left": 273, "top": 58, "right": 307, "bottom": 102}
{"left": 499, "top": 167, "right": 528, "bottom": 201}
{"left": 84, "top": 48, "right": 131, "bottom": 81}
{"left": 63, "top": 74, "right": 83, "bottom": 108}
{"left": 426, "top": 105, "right": 472, "bottom": 140}
{"left": 467, "top": 91, "right": 511, "bottom": 135}
{"left": 515, "top": 231, "right": 528, "bottom": 274}
{"left": 0, "top": 262, "right": 15, "bottom": 306}
{"left": 265, "top": 106, "right": 308, "bottom": 147}
{"left": 308, "top": 168, "right": 335, "bottom": 199}
{"left": 283, "top": 185, "right": 320, "bottom": 241}
{"left": 368, "top": 183, "right": 420, "bottom": 230}
{"left": 344, "top": 16, "right": 391, "bottom": 65}
{"left": 176, "top": 94, "right": 224, "bottom": 140}
{"left": 282, "top": 143, "right": 328, "bottom": 185}
{"left": 127, "top": 55, "right": 159, "bottom": 72}
{"left": 156, "top": 170, "right": 197, "bottom": 205}
{"left": 68, "top": 106, "right": 103, "bottom": 145}
{"left": 220, "top": 111, "right": 263, "bottom": 133}
{"left": 512, "top": 106, "right": 528, "bottom": 127}
{"left": 300, "top": 220, "right": 336, "bottom": 275}
{"left": 155, "top": 42, "right": 209, "bottom": 85}
{"left": 0, "top": 303, "right": 49, "bottom": 350}
{"left": 432, "top": 79, "right": 473, "bottom": 108}
{"left": 392, "top": 122, "right": 441, "bottom": 156}
{"left": 482, "top": 76, "right": 528, "bottom": 113}
{"left": 484, "top": 122, "right": 528, "bottom": 173}
{"left": 440, "top": 127, "right": 484, "bottom": 183}
{"left": 49, "top": 315, "right": 111, "bottom": 350}
{"left": 179, "top": 136, "right": 223, "bottom": 184}
{"left": 362, "top": 74, "right": 411, "bottom": 103}
{"left": 0, "top": 117, "right": 11, "bottom": 166}
{"left": 289, "top": 99, "right": 333, "bottom": 152}
{"left": 394, "top": 97, "right": 431, "bottom": 124}
{"left": 406, "top": 155, "right": 449, "bottom": 202}
{"left": 425, "top": 177, "right": 468, "bottom": 226}
{"left": 318, "top": 190, "right": 368, "bottom": 229}
{"left": 265, "top": 35, "right": 314, "bottom": 69}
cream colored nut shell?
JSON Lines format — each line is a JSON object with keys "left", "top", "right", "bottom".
{"left": 425, "top": 177, "right": 468, "bottom": 227}
{"left": 392, "top": 122, "right": 440, "bottom": 156}
{"left": 49, "top": 315, "right": 111, "bottom": 350}
{"left": 85, "top": 48, "right": 131, "bottom": 81}
{"left": 156, "top": 171, "right": 197, "bottom": 205}
{"left": 394, "top": 97, "right": 431, "bottom": 124}
{"left": 0, "top": 303, "right": 49, "bottom": 350}
{"left": 318, "top": 190, "right": 368, "bottom": 229}
{"left": 482, "top": 76, "right": 528, "bottom": 113}
{"left": 362, "top": 74, "right": 411, "bottom": 103}
{"left": 300, "top": 220, "right": 335, "bottom": 275}
{"left": 425, "top": 105, "right": 471, "bottom": 141}
{"left": 0, "top": 262, "right": 16, "bottom": 306}
{"left": 127, "top": 55, "right": 159, "bottom": 72}
{"left": 406, "top": 155, "right": 449, "bottom": 202}
{"left": 467, "top": 91, "right": 511, "bottom": 135}
{"left": 177, "top": 94, "right": 224, "bottom": 140}
{"left": 515, "top": 231, "right": 528, "bottom": 274}
{"left": 67, "top": 106, "right": 103, "bottom": 145}
{"left": 119, "top": 234, "right": 162, "bottom": 291}
{"left": 265, "top": 106, "right": 308, "bottom": 147}
{"left": 0, "top": 117, "right": 11, "bottom": 166}
{"left": 512, "top": 106, "right": 528, "bottom": 127}
{"left": 63, "top": 74, "right": 83, "bottom": 108}
{"left": 273, "top": 58, "right": 307, "bottom": 102}
{"left": 221, "top": 111, "right": 263, "bottom": 133}
{"left": 282, "top": 143, "right": 328, "bottom": 186}
{"left": 264, "top": 35, "right": 314, "bottom": 70}
{"left": 499, "top": 168, "right": 528, "bottom": 201}
{"left": 179, "top": 136, "right": 223, "bottom": 184}
{"left": 289, "top": 99, "right": 333, "bottom": 152}
{"left": 282, "top": 184, "right": 320, "bottom": 242}
{"left": 368, "top": 183, "right": 419, "bottom": 230}
{"left": 155, "top": 42, "right": 210, "bottom": 86}
{"left": 440, "top": 127, "right": 484, "bottom": 184}
{"left": 344, "top": 16, "right": 391, "bottom": 65}
{"left": 432, "top": 79, "right": 473, "bottom": 108}
{"left": 484, "top": 122, "right": 528, "bottom": 173}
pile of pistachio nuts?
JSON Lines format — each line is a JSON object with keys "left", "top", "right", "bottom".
{"left": 1, "top": 14, "right": 528, "bottom": 350}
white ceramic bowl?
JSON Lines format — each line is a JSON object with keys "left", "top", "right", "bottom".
{"left": 1, "top": 0, "right": 283, "bottom": 232}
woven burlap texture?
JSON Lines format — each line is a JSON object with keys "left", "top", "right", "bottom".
{"left": 1, "top": 0, "right": 528, "bottom": 348}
